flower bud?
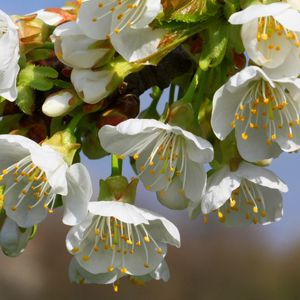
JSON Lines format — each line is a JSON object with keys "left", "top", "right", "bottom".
{"left": 42, "top": 90, "right": 81, "bottom": 117}
{"left": 13, "top": 14, "right": 51, "bottom": 53}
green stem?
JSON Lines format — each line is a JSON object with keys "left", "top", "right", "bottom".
{"left": 111, "top": 155, "right": 123, "bottom": 176}
{"left": 193, "top": 71, "right": 207, "bottom": 117}
{"left": 150, "top": 86, "right": 163, "bottom": 107}
{"left": 168, "top": 83, "right": 176, "bottom": 106}
{"left": 181, "top": 68, "right": 203, "bottom": 104}
{"left": 67, "top": 112, "right": 85, "bottom": 133}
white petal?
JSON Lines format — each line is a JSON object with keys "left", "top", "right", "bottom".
{"left": 88, "top": 201, "right": 149, "bottom": 226}
{"left": 237, "top": 162, "right": 288, "bottom": 192}
{"left": 171, "top": 126, "right": 213, "bottom": 163}
{"left": 0, "top": 218, "right": 32, "bottom": 257}
{"left": 69, "top": 258, "right": 119, "bottom": 284}
{"left": 235, "top": 122, "right": 282, "bottom": 162}
{"left": 111, "top": 27, "right": 165, "bottom": 62}
{"left": 31, "top": 145, "right": 68, "bottom": 195}
{"left": 157, "top": 177, "right": 189, "bottom": 210}
{"left": 77, "top": 0, "right": 112, "bottom": 40}
{"left": 126, "top": 0, "right": 161, "bottom": 29}
{"left": 180, "top": 160, "right": 206, "bottom": 203}
{"left": 0, "top": 135, "right": 35, "bottom": 170}
{"left": 62, "top": 163, "right": 92, "bottom": 226}
{"left": 229, "top": 3, "right": 290, "bottom": 24}
{"left": 4, "top": 183, "right": 48, "bottom": 228}
{"left": 274, "top": 8, "right": 300, "bottom": 31}
{"left": 71, "top": 69, "right": 113, "bottom": 104}
{"left": 201, "top": 166, "right": 241, "bottom": 214}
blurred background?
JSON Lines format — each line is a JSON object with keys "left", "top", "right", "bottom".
{"left": 2, "top": 1, "right": 300, "bottom": 299}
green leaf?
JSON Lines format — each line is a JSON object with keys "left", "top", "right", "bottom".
{"left": 26, "top": 48, "right": 53, "bottom": 62}
{"left": 199, "top": 23, "right": 228, "bottom": 71}
{"left": 0, "top": 113, "right": 22, "bottom": 134}
{"left": 18, "top": 64, "right": 59, "bottom": 92}
{"left": 163, "top": 0, "right": 220, "bottom": 23}
{"left": 16, "top": 85, "right": 35, "bottom": 115}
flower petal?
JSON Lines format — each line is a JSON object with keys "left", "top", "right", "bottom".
{"left": 88, "top": 201, "right": 149, "bottom": 226}
{"left": 71, "top": 69, "right": 113, "bottom": 104}
{"left": 111, "top": 27, "right": 165, "bottom": 62}
{"left": 0, "top": 218, "right": 32, "bottom": 257}
{"left": 62, "top": 163, "right": 92, "bottom": 226}
{"left": 77, "top": 0, "right": 112, "bottom": 40}
{"left": 69, "top": 257, "right": 120, "bottom": 284}
{"left": 157, "top": 177, "right": 190, "bottom": 210}
{"left": 229, "top": 3, "right": 290, "bottom": 24}
{"left": 237, "top": 162, "right": 288, "bottom": 192}
{"left": 201, "top": 166, "right": 241, "bottom": 214}
{"left": 31, "top": 145, "right": 68, "bottom": 196}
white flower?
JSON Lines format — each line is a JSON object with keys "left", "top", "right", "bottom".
{"left": 0, "top": 218, "right": 32, "bottom": 257}
{"left": 42, "top": 90, "right": 79, "bottom": 117}
{"left": 68, "top": 257, "right": 170, "bottom": 287}
{"left": 193, "top": 162, "right": 288, "bottom": 226}
{"left": 99, "top": 119, "right": 214, "bottom": 207}
{"left": 229, "top": 2, "right": 300, "bottom": 77}
{"left": 77, "top": 0, "right": 164, "bottom": 62}
{"left": 0, "top": 9, "right": 20, "bottom": 101}
{"left": 71, "top": 68, "right": 114, "bottom": 104}
{"left": 66, "top": 201, "right": 180, "bottom": 277}
{"left": 212, "top": 66, "right": 300, "bottom": 162}
{"left": 52, "top": 21, "right": 112, "bottom": 69}
{"left": 0, "top": 135, "right": 92, "bottom": 228}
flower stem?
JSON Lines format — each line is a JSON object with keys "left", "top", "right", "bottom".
{"left": 67, "top": 112, "right": 85, "bottom": 133}
{"left": 168, "top": 83, "right": 176, "bottom": 106}
{"left": 111, "top": 155, "right": 123, "bottom": 176}
{"left": 181, "top": 68, "right": 203, "bottom": 104}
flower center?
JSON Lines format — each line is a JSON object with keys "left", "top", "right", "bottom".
{"left": 256, "top": 16, "right": 300, "bottom": 57}
{"left": 92, "top": 0, "right": 147, "bottom": 38}
{"left": 0, "top": 155, "right": 56, "bottom": 214}
{"left": 204, "top": 180, "right": 267, "bottom": 225}
{"left": 73, "top": 215, "right": 164, "bottom": 273}
{"left": 231, "top": 80, "right": 300, "bottom": 145}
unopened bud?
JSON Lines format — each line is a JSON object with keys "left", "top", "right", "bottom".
{"left": 42, "top": 90, "right": 80, "bottom": 117}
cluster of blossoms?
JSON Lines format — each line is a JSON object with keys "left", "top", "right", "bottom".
{"left": 0, "top": 0, "right": 299, "bottom": 292}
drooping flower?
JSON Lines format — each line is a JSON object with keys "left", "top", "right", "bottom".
{"left": 66, "top": 201, "right": 180, "bottom": 277}
{"left": 229, "top": 2, "right": 300, "bottom": 77}
{"left": 0, "top": 218, "right": 33, "bottom": 257}
{"left": 77, "top": 0, "right": 164, "bottom": 62}
{"left": 99, "top": 119, "right": 214, "bottom": 208}
{"left": 0, "top": 134, "right": 92, "bottom": 228}
{"left": 0, "top": 9, "right": 20, "bottom": 101}
{"left": 211, "top": 66, "right": 300, "bottom": 162}
{"left": 191, "top": 162, "right": 288, "bottom": 226}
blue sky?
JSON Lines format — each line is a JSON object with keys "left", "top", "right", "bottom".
{"left": 2, "top": 0, "right": 300, "bottom": 248}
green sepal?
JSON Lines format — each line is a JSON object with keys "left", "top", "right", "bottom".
{"left": 99, "top": 176, "right": 138, "bottom": 205}
{"left": 43, "top": 129, "right": 80, "bottom": 166}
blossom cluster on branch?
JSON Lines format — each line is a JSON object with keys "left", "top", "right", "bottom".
{"left": 0, "top": 0, "right": 298, "bottom": 292}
